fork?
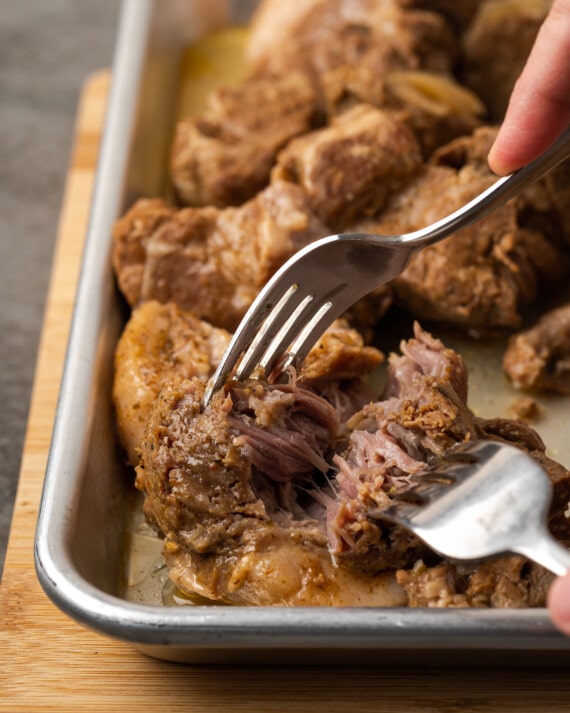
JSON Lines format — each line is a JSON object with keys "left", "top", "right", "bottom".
{"left": 370, "top": 440, "right": 570, "bottom": 576}
{"left": 203, "top": 128, "right": 570, "bottom": 405}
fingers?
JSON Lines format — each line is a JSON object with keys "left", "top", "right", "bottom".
{"left": 547, "top": 572, "right": 570, "bottom": 636}
{"left": 488, "top": 0, "right": 570, "bottom": 175}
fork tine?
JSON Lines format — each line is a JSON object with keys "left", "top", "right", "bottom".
{"left": 243, "top": 277, "right": 354, "bottom": 380}
{"left": 370, "top": 502, "right": 419, "bottom": 528}
{"left": 257, "top": 298, "right": 339, "bottom": 378}
{"left": 203, "top": 274, "right": 307, "bottom": 405}
{"left": 397, "top": 476, "right": 457, "bottom": 504}
{"left": 276, "top": 298, "right": 340, "bottom": 375}
{"left": 440, "top": 442, "right": 483, "bottom": 464}
{"left": 235, "top": 289, "right": 316, "bottom": 380}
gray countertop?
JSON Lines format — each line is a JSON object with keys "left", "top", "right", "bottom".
{"left": 0, "top": 1, "right": 120, "bottom": 576}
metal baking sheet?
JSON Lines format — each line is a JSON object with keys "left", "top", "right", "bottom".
{"left": 34, "top": 0, "right": 570, "bottom": 665}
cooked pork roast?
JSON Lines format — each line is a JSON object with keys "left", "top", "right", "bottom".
{"left": 116, "top": 118, "right": 570, "bottom": 338}
{"left": 113, "top": 301, "right": 231, "bottom": 466}
{"left": 358, "top": 127, "right": 568, "bottom": 330}
{"left": 116, "top": 104, "right": 426, "bottom": 329}
{"left": 170, "top": 71, "right": 319, "bottom": 207}
{"left": 112, "top": 183, "right": 330, "bottom": 330}
{"left": 111, "top": 0, "right": 570, "bottom": 610}
{"left": 272, "top": 105, "right": 422, "bottom": 229}
{"left": 168, "top": 0, "right": 485, "bottom": 210}
{"left": 114, "top": 300, "right": 382, "bottom": 469}
{"left": 135, "top": 323, "right": 570, "bottom": 607}
{"left": 503, "top": 303, "right": 570, "bottom": 394}
{"left": 246, "top": 0, "right": 458, "bottom": 83}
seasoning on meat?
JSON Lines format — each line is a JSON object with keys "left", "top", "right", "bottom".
{"left": 113, "top": 300, "right": 231, "bottom": 466}
{"left": 503, "top": 303, "right": 570, "bottom": 394}
{"left": 112, "top": 183, "right": 330, "bottom": 330}
{"left": 357, "top": 127, "right": 567, "bottom": 330}
{"left": 170, "top": 71, "right": 319, "bottom": 207}
{"left": 272, "top": 104, "right": 422, "bottom": 229}
{"left": 246, "top": 0, "right": 458, "bottom": 85}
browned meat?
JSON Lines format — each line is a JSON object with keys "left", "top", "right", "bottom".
{"left": 137, "top": 322, "right": 570, "bottom": 607}
{"left": 272, "top": 105, "right": 422, "bottom": 228}
{"left": 503, "top": 303, "right": 570, "bottom": 394}
{"left": 319, "top": 62, "right": 484, "bottom": 159}
{"left": 297, "top": 319, "right": 384, "bottom": 385}
{"left": 111, "top": 199, "right": 176, "bottom": 308}
{"left": 113, "top": 301, "right": 231, "bottom": 466}
{"left": 433, "top": 128, "right": 570, "bottom": 251}
{"left": 398, "top": 0, "right": 482, "bottom": 30}
{"left": 461, "top": 0, "right": 551, "bottom": 120}
{"left": 113, "top": 303, "right": 381, "bottom": 468}
{"left": 357, "top": 127, "right": 567, "bottom": 331}
{"left": 397, "top": 557, "right": 554, "bottom": 608}
{"left": 137, "top": 326, "right": 402, "bottom": 606}
{"left": 117, "top": 111, "right": 418, "bottom": 329}
{"left": 169, "top": 0, "right": 483, "bottom": 211}
{"left": 170, "top": 72, "right": 319, "bottom": 207}
{"left": 246, "top": 0, "right": 458, "bottom": 86}
{"left": 111, "top": 183, "right": 330, "bottom": 330}
{"left": 379, "top": 71, "right": 484, "bottom": 157}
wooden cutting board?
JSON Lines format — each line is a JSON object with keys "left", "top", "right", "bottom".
{"left": 1, "top": 70, "right": 570, "bottom": 713}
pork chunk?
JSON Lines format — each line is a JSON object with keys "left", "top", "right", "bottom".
{"left": 247, "top": 0, "right": 458, "bottom": 87}
{"left": 113, "top": 301, "right": 231, "bottom": 465}
{"left": 397, "top": 557, "right": 554, "bottom": 608}
{"left": 137, "top": 330, "right": 401, "bottom": 606}
{"left": 112, "top": 183, "right": 330, "bottom": 330}
{"left": 137, "top": 321, "right": 570, "bottom": 607}
{"left": 111, "top": 199, "right": 176, "bottom": 308}
{"left": 272, "top": 105, "right": 422, "bottom": 228}
{"left": 503, "top": 303, "right": 570, "bottom": 395}
{"left": 357, "top": 128, "right": 567, "bottom": 331}
{"left": 170, "top": 72, "right": 319, "bottom": 207}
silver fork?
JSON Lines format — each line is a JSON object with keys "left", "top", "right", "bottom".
{"left": 370, "top": 440, "right": 570, "bottom": 576}
{"left": 203, "top": 128, "right": 570, "bottom": 405}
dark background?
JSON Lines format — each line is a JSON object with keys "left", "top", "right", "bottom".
{"left": 0, "top": 1, "right": 121, "bottom": 576}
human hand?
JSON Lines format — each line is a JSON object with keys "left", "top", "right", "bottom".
{"left": 548, "top": 571, "right": 570, "bottom": 635}
{"left": 488, "top": 0, "right": 570, "bottom": 175}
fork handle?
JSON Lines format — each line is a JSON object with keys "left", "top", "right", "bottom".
{"left": 517, "top": 530, "right": 570, "bottom": 577}
{"left": 402, "top": 126, "right": 570, "bottom": 249}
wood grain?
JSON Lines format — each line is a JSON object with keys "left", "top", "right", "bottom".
{"left": 1, "top": 71, "right": 570, "bottom": 713}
